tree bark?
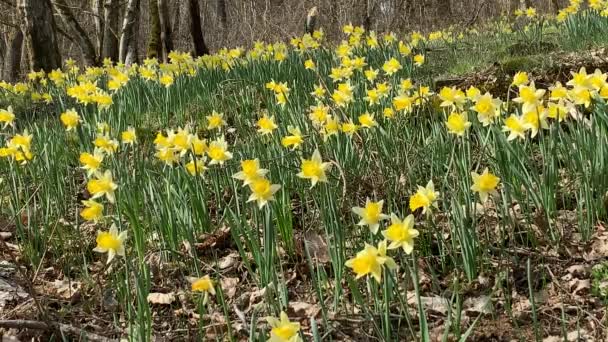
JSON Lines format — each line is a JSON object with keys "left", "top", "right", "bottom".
{"left": 146, "top": 0, "right": 161, "bottom": 59}
{"left": 157, "top": 0, "right": 173, "bottom": 62}
{"left": 119, "top": 0, "right": 140, "bottom": 64}
{"left": 437, "top": 0, "right": 451, "bottom": 17}
{"left": 188, "top": 0, "right": 208, "bottom": 56}
{"left": 216, "top": 0, "right": 227, "bottom": 30}
{"left": 102, "top": 0, "right": 120, "bottom": 61}
{"left": 92, "top": 0, "right": 104, "bottom": 56}
{"left": 3, "top": 29, "right": 23, "bottom": 82}
{"left": 19, "top": 0, "right": 61, "bottom": 72}
{"left": 54, "top": 0, "right": 98, "bottom": 66}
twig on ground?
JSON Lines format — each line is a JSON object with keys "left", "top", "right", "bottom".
{"left": 0, "top": 320, "right": 115, "bottom": 342}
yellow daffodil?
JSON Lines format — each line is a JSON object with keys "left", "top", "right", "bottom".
{"left": 80, "top": 199, "right": 104, "bottom": 222}
{"left": 471, "top": 168, "right": 500, "bottom": 203}
{"left": 364, "top": 68, "right": 379, "bottom": 82}
{"left": 93, "top": 224, "right": 127, "bottom": 264}
{"left": 207, "top": 136, "right": 233, "bottom": 165}
{"left": 502, "top": 114, "right": 527, "bottom": 141}
{"left": 233, "top": 159, "right": 268, "bottom": 186}
{"left": 445, "top": 112, "right": 471, "bottom": 136}
{"left": 512, "top": 71, "right": 529, "bottom": 86}
{"left": 248, "top": 177, "right": 281, "bottom": 209}
{"left": 155, "top": 147, "right": 178, "bottom": 166}
{"left": 94, "top": 134, "right": 119, "bottom": 154}
{"left": 257, "top": 114, "right": 278, "bottom": 135}
{"left": 304, "top": 59, "right": 316, "bottom": 70}
{"left": 159, "top": 73, "right": 174, "bottom": 87}
{"left": 185, "top": 157, "right": 207, "bottom": 177}
{"left": 358, "top": 112, "right": 377, "bottom": 128}
{"left": 311, "top": 84, "right": 326, "bottom": 99}
{"left": 473, "top": 92, "right": 501, "bottom": 125}
{"left": 345, "top": 240, "right": 397, "bottom": 283}
{"left": 466, "top": 86, "right": 481, "bottom": 101}
{"left": 409, "top": 180, "right": 439, "bottom": 214}
{"left": 513, "top": 82, "right": 546, "bottom": 113}
{"left": 439, "top": 87, "right": 466, "bottom": 109}
{"left": 281, "top": 126, "right": 303, "bottom": 150}
{"left": 382, "top": 57, "right": 402, "bottom": 76}
{"left": 206, "top": 111, "right": 226, "bottom": 130}
{"left": 121, "top": 127, "right": 137, "bottom": 145}
{"left": 87, "top": 170, "right": 118, "bottom": 203}
{"left": 382, "top": 214, "right": 419, "bottom": 254}
{"left": 413, "top": 54, "right": 425, "bottom": 66}
{"left": 190, "top": 275, "right": 215, "bottom": 294}
{"left": 341, "top": 121, "right": 358, "bottom": 136}
{"left": 352, "top": 199, "right": 389, "bottom": 234}
{"left": 266, "top": 312, "right": 302, "bottom": 342}
{"left": 297, "top": 149, "right": 330, "bottom": 188}
{"left": 0, "top": 106, "right": 15, "bottom": 129}
{"left": 80, "top": 149, "right": 104, "bottom": 176}
{"left": 383, "top": 107, "right": 395, "bottom": 118}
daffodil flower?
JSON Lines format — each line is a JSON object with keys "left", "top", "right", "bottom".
{"left": 382, "top": 214, "right": 419, "bottom": 254}
{"left": 297, "top": 149, "right": 330, "bottom": 188}
{"left": 345, "top": 240, "right": 398, "bottom": 283}
{"left": 93, "top": 224, "right": 127, "bottom": 264}
{"left": 352, "top": 199, "right": 389, "bottom": 234}
{"left": 471, "top": 168, "right": 500, "bottom": 203}
{"left": 266, "top": 311, "right": 302, "bottom": 342}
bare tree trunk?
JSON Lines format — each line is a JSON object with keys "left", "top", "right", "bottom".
{"left": 92, "top": 0, "right": 104, "bottom": 56}
{"left": 125, "top": 2, "right": 140, "bottom": 65}
{"left": 54, "top": 0, "right": 98, "bottom": 66}
{"left": 119, "top": 0, "right": 140, "bottom": 64}
{"left": 188, "top": 0, "right": 208, "bottom": 56}
{"left": 0, "top": 34, "right": 5, "bottom": 75}
{"left": 305, "top": 6, "right": 317, "bottom": 34}
{"left": 3, "top": 29, "right": 23, "bottom": 82}
{"left": 20, "top": 0, "right": 61, "bottom": 72}
{"left": 217, "top": 0, "right": 227, "bottom": 42}
{"left": 102, "top": 0, "right": 120, "bottom": 61}
{"left": 157, "top": 0, "right": 173, "bottom": 62}
{"left": 146, "top": 0, "right": 161, "bottom": 59}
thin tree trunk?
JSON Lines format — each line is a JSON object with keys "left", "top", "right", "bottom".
{"left": 102, "top": 0, "right": 120, "bottom": 61}
{"left": 146, "top": 0, "right": 161, "bottom": 59}
{"left": 119, "top": 0, "right": 140, "bottom": 64}
{"left": 20, "top": 0, "right": 61, "bottom": 72}
{"left": 157, "top": 0, "right": 173, "bottom": 62}
{"left": 0, "top": 34, "right": 6, "bottom": 75}
{"left": 188, "top": 0, "right": 208, "bottom": 56}
{"left": 3, "top": 29, "right": 23, "bottom": 82}
{"left": 54, "top": 0, "right": 98, "bottom": 66}
{"left": 125, "top": 2, "right": 140, "bottom": 65}
{"left": 92, "top": 0, "right": 104, "bottom": 56}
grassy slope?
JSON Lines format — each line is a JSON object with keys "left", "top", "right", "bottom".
{"left": 1, "top": 7, "right": 608, "bottom": 342}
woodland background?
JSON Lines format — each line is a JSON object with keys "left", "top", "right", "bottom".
{"left": 0, "top": 0, "right": 570, "bottom": 82}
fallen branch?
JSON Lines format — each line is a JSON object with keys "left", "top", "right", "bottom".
{"left": 0, "top": 320, "right": 115, "bottom": 342}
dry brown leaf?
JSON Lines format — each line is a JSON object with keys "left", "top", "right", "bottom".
{"left": 218, "top": 252, "right": 239, "bottom": 270}
{"left": 0, "top": 277, "right": 28, "bottom": 310}
{"left": 407, "top": 293, "right": 450, "bottom": 315}
{"left": 147, "top": 292, "right": 176, "bottom": 305}
{"left": 568, "top": 278, "right": 590, "bottom": 296}
{"left": 303, "top": 231, "right": 330, "bottom": 264}
{"left": 543, "top": 329, "right": 591, "bottom": 341}
{"left": 463, "top": 295, "right": 493, "bottom": 315}
{"left": 51, "top": 279, "right": 81, "bottom": 299}
{"left": 289, "top": 301, "right": 321, "bottom": 318}
{"left": 220, "top": 277, "right": 240, "bottom": 299}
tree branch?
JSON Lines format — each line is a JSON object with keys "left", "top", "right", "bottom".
{"left": 0, "top": 320, "right": 114, "bottom": 342}
{"left": 0, "top": 0, "right": 15, "bottom": 8}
